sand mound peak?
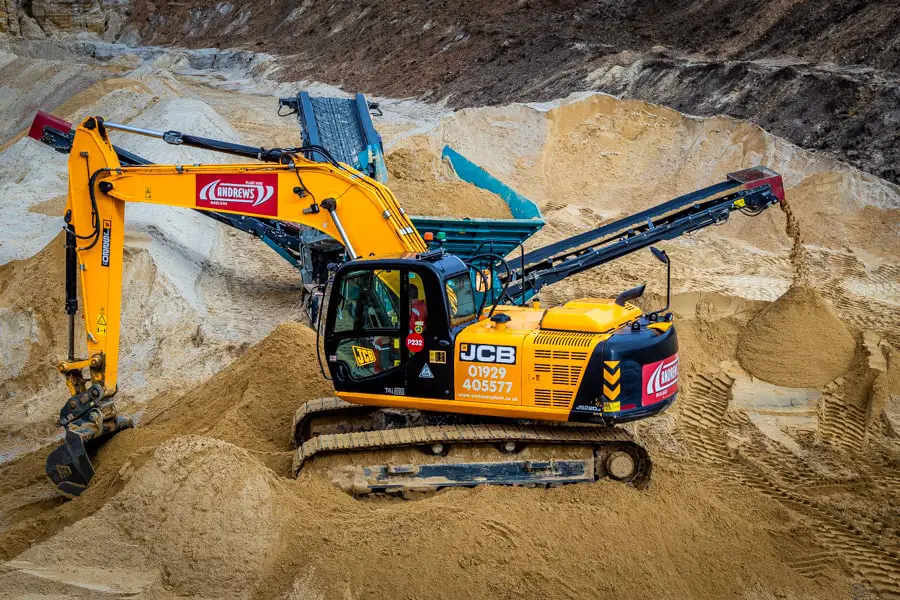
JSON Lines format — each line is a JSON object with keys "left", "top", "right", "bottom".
{"left": 146, "top": 321, "right": 331, "bottom": 456}
{"left": 8, "top": 436, "right": 286, "bottom": 598}
{"left": 385, "top": 144, "right": 512, "bottom": 219}
{"left": 738, "top": 286, "right": 857, "bottom": 387}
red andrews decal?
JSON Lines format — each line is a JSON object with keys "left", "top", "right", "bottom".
{"left": 196, "top": 173, "right": 278, "bottom": 217}
{"left": 406, "top": 333, "right": 425, "bottom": 353}
{"left": 642, "top": 354, "right": 679, "bottom": 405}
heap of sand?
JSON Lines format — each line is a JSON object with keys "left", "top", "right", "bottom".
{"left": 738, "top": 286, "right": 857, "bottom": 387}
{"left": 0, "top": 324, "right": 850, "bottom": 600}
{"left": 385, "top": 145, "right": 513, "bottom": 219}
{"left": 3, "top": 436, "right": 291, "bottom": 598}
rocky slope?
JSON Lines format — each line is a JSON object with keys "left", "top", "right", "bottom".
{"left": 1, "top": 0, "right": 898, "bottom": 184}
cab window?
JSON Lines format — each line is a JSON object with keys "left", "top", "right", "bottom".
{"left": 446, "top": 273, "right": 477, "bottom": 327}
{"left": 334, "top": 269, "right": 400, "bottom": 333}
{"left": 408, "top": 271, "right": 428, "bottom": 334}
{"left": 331, "top": 269, "right": 404, "bottom": 381}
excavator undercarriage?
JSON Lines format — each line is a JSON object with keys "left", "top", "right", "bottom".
{"left": 291, "top": 398, "right": 651, "bottom": 494}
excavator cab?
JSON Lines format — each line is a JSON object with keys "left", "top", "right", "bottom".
{"left": 320, "top": 245, "right": 683, "bottom": 430}
{"left": 322, "top": 253, "right": 475, "bottom": 401}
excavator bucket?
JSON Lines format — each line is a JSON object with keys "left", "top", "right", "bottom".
{"left": 45, "top": 430, "right": 95, "bottom": 497}
{"left": 45, "top": 413, "right": 133, "bottom": 496}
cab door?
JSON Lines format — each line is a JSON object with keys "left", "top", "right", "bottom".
{"left": 401, "top": 266, "right": 480, "bottom": 400}
{"left": 323, "top": 261, "right": 463, "bottom": 401}
{"left": 324, "top": 266, "right": 408, "bottom": 394}
{"left": 402, "top": 268, "right": 453, "bottom": 400}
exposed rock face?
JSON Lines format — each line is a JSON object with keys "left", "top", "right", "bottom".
{"left": 587, "top": 52, "right": 900, "bottom": 185}
{"left": 19, "top": 15, "right": 45, "bottom": 39}
{"left": 0, "top": 0, "right": 128, "bottom": 38}
{"left": 0, "top": 0, "right": 20, "bottom": 36}
{"left": 32, "top": 0, "right": 105, "bottom": 34}
{"left": 116, "top": 0, "right": 900, "bottom": 186}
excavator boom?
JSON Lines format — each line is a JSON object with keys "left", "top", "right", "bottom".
{"left": 47, "top": 116, "right": 425, "bottom": 495}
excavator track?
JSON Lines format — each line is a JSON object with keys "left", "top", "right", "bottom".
{"left": 292, "top": 398, "right": 651, "bottom": 495}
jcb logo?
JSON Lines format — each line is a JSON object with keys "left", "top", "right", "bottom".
{"left": 459, "top": 343, "right": 516, "bottom": 364}
{"left": 352, "top": 346, "right": 376, "bottom": 367}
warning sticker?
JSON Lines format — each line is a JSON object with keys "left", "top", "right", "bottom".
{"left": 419, "top": 364, "right": 434, "bottom": 379}
{"left": 96, "top": 313, "right": 107, "bottom": 335}
{"left": 429, "top": 350, "right": 447, "bottom": 364}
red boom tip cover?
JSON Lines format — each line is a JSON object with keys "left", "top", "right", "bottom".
{"left": 28, "top": 110, "right": 73, "bottom": 141}
{"left": 727, "top": 166, "right": 786, "bottom": 203}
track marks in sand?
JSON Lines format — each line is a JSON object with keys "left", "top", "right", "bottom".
{"left": 818, "top": 382, "right": 869, "bottom": 454}
{"left": 786, "top": 550, "right": 840, "bottom": 579}
{"left": 676, "top": 373, "right": 734, "bottom": 463}
{"left": 808, "top": 248, "right": 900, "bottom": 348}
{"left": 676, "top": 373, "right": 900, "bottom": 598}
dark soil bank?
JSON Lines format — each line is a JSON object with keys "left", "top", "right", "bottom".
{"left": 15, "top": 0, "right": 900, "bottom": 182}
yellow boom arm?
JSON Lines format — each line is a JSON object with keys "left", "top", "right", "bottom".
{"left": 63, "top": 116, "right": 426, "bottom": 399}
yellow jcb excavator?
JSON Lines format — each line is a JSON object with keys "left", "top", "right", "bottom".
{"left": 43, "top": 115, "right": 784, "bottom": 496}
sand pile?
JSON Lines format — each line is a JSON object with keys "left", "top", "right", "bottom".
{"left": 1, "top": 451, "right": 850, "bottom": 599}
{"left": 0, "top": 138, "right": 69, "bottom": 263}
{"left": 738, "top": 286, "right": 857, "bottom": 387}
{"left": 421, "top": 93, "right": 899, "bottom": 255}
{"left": 141, "top": 321, "right": 330, "bottom": 458}
{"left": 0, "top": 234, "right": 71, "bottom": 449}
{"left": 4, "top": 436, "right": 290, "bottom": 598}
{"left": 0, "top": 322, "right": 328, "bottom": 561}
{"left": 385, "top": 145, "right": 513, "bottom": 219}
{"left": 0, "top": 225, "right": 214, "bottom": 455}
{"left": 0, "top": 53, "right": 121, "bottom": 144}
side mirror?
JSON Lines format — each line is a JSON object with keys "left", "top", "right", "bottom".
{"left": 651, "top": 246, "right": 669, "bottom": 265}
{"left": 649, "top": 246, "right": 671, "bottom": 317}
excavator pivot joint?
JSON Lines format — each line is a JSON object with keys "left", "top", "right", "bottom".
{"left": 58, "top": 358, "right": 92, "bottom": 372}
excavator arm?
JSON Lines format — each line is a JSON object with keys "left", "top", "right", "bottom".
{"left": 48, "top": 116, "right": 426, "bottom": 495}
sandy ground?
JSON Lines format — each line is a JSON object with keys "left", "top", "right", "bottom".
{"left": 0, "top": 42, "right": 898, "bottom": 599}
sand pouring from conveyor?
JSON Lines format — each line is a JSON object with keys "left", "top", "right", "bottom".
{"left": 43, "top": 114, "right": 785, "bottom": 497}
